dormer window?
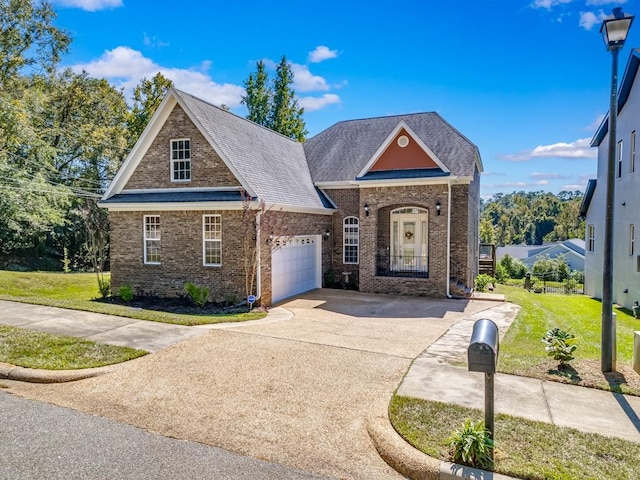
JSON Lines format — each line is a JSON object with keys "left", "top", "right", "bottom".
{"left": 171, "top": 139, "right": 191, "bottom": 181}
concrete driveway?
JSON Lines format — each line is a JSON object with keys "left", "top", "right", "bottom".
{"left": 5, "top": 289, "right": 502, "bottom": 479}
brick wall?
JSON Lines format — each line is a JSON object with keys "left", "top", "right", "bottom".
{"left": 125, "top": 105, "right": 241, "bottom": 190}
{"left": 324, "top": 188, "right": 361, "bottom": 282}
{"left": 110, "top": 209, "right": 248, "bottom": 303}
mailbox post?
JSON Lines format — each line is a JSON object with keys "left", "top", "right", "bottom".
{"left": 467, "top": 319, "right": 499, "bottom": 445}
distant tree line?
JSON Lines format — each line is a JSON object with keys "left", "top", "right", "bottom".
{"left": 480, "top": 190, "right": 585, "bottom": 247}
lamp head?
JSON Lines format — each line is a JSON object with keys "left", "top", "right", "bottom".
{"left": 601, "top": 7, "right": 634, "bottom": 51}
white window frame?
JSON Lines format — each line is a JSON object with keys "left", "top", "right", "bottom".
{"left": 343, "top": 217, "right": 359, "bottom": 264}
{"left": 170, "top": 138, "right": 191, "bottom": 182}
{"left": 631, "top": 131, "right": 636, "bottom": 174}
{"left": 203, "top": 215, "right": 222, "bottom": 266}
{"left": 144, "top": 215, "right": 161, "bottom": 265}
{"left": 630, "top": 224, "right": 636, "bottom": 257}
{"left": 587, "top": 224, "right": 595, "bottom": 252}
{"left": 617, "top": 140, "right": 623, "bottom": 178}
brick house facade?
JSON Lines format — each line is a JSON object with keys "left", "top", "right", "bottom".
{"left": 100, "top": 88, "right": 482, "bottom": 306}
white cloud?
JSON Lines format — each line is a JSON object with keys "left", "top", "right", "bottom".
{"left": 586, "top": 0, "right": 626, "bottom": 5}
{"left": 562, "top": 183, "right": 585, "bottom": 190}
{"left": 531, "top": 0, "right": 573, "bottom": 10}
{"left": 143, "top": 33, "right": 170, "bottom": 49}
{"left": 71, "top": 47, "right": 244, "bottom": 108}
{"left": 530, "top": 172, "right": 570, "bottom": 180}
{"left": 298, "top": 94, "right": 341, "bottom": 112}
{"left": 54, "top": 0, "right": 122, "bottom": 11}
{"left": 579, "top": 10, "right": 608, "bottom": 30}
{"left": 480, "top": 171, "right": 507, "bottom": 177}
{"left": 500, "top": 138, "right": 596, "bottom": 161}
{"left": 483, "top": 180, "right": 550, "bottom": 189}
{"left": 308, "top": 46, "right": 338, "bottom": 63}
{"left": 586, "top": 114, "right": 606, "bottom": 132}
{"left": 291, "top": 64, "right": 330, "bottom": 92}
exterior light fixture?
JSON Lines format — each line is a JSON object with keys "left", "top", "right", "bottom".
{"left": 324, "top": 230, "right": 330, "bottom": 239}
{"left": 599, "top": 6, "right": 634, "bottom": 373}
{"left": 268, "top": 233, "right": 274, "bottom": 243}
{"left": 436, "top": 200, "right": 441, "bottom": 216}
{"left": 364, "top": 203, "right": 370, "bottom": 217}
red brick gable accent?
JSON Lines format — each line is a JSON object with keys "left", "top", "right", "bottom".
{"left": 369, "top": 128, "right": 439, "bottom": 172}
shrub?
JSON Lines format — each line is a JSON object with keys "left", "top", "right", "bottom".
{"left": 184, "top": 282, "right": 209, "bottom": 308}
{"left": 119, "top": 284, "right": 134, "bottom": 303}
{"left": 542, "top": 327, "right": 577, "bottom": 365}
{"left": 448, "top": 418, "right": 494, "bottom": 470}
{"left": 494, "top": 263, "right": 508, "bottom": 284}
{"left": 474, "top": 274, "right": 495, "bottom": 292}
{"left": 97, "top": 277, "right": 111, "bottom": 299}
{"left": 563, "top": 277, "right": 578, "bottom": 295}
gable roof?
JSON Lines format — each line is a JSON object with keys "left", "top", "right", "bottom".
{"left": 579, "top": 179, "right": 597, "bottom": 219}
{"left": 303, "top": 112, "right": 482, "bottom": 183}
{"left": 592, "top": 49, "right": 640, "bottom": 147}
{"left": 103, "top": 88, "right": 329, "bottom": 212}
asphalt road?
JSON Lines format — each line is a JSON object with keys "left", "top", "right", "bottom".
{"left": 0, "top": 391, "right": 331, "bottom": 480}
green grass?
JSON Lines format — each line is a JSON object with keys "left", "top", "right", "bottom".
{"left": 0, "top": 271, "right": 266, "bottom": 326}
{"left": 0, "top": 325, "right": 147, "bottom": 369}
{"left": 390, "top": 395, "right": 640, "bottom": 480}
{"left": 497, "top": 284, "right": 637, "bottom": 363}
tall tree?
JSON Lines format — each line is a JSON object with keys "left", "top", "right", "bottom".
{"left": 0, "top": 0, "right": 70, "bottom": 89}
{"left": 127, "top": 72, "right": 173, "bottom": 149}
{"left": 241, "top": 56, "right": 307, "bottom": 141}
{"left": 241, "top": 60, "right": 270, "bottom": 126}
{"left": 269, "top": 56, "right": 307, "bottom": 141}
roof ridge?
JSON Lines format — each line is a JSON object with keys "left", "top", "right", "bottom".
{"left": 172, "top": 88, "right": 303, "bottom": 145}
{"left": 331, "top": 111, "right": 439, "bottom": 126}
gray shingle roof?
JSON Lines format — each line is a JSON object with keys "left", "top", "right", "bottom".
{"left": 303, "top": 112, "right": 481, "bottom": 183}
{"left": 102, "top": 191, "right": 246, "bottom": 204}
{"left": 174, "top": 89, "right": 327, "bottom": 210}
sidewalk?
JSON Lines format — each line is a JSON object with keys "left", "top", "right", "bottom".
{"left": 398, "top": 302, "right": 640, "bottom": 443}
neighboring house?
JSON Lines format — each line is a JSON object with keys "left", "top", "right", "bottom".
{"left": 496, "top": 239, "right": 585, "bottom": 271}
{"left": 99, "top": 88, "right": 482, "bottom": 306}
{"left": 583, "top": 49, "right": 640, "bottom": 310}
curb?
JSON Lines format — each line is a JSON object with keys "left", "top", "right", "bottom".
{"left": 0, "top": 362, "right": 113, "bottom": 384}
{"left": 367, "top": 415, "right": 519, "bottom": 480}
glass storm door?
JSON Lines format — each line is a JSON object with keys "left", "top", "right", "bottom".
{"left": 391, "top": 208, "right": 428, "bottom": 273}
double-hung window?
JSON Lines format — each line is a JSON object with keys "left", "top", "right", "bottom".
{"left": 144, "top": 215, "right": 161, "bottom": 264}
{"left": 203, "top": 215, "right": 222, "bottom": 266}
{"left": 617, "top": 140, "right": 623, "bottom": 178}
{"left": 631, "top": 131, "right": 636, "bottom": 174}
{"left": 171, "top": 139, "right": 191, "bottom": 181}
{"left": 587, "top": 224, "right": 595, "bottom": 252}
{"left": 343, "top": 217, "right": 359, "bottom": 264}
{"left": 631, "top": 224, "right": 636, "bottom": 257}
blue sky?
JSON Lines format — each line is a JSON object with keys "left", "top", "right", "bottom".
{"left": 51, "top": 0, "right": 640, "bottom": 197}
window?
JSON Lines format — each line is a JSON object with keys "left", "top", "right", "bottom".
{"left": 144, "top": 215, "right": 161, "bottom": 264}
{"left": 617, "top": 140, "right": 623, "bottom": 178}
{"left": 343, "top": 217, "right": 359, "bottom": 264}
{"left": 203, "top": 215, "right": 222, "bottom": 266}
{"left": 171, "top": 139, "right": 191, "bottom": 181}
{"left": 587, "top": 224, "right": 595, "bottom": 252}
{"left": 631, "top": 131, "right": 636, "bottom": 174}
{"left": 631, "top": 224, "right": 636, "bottom": 256}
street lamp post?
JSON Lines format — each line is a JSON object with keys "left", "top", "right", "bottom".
{"left": 600, "top": 7, "right": 634, "bottom": 373}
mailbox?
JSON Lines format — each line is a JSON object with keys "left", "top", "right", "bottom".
{"left": 468, "top": 319, "right": 499, "bottom": 374}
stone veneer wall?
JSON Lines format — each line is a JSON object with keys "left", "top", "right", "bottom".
{"left": 125, "top": 105, "right": 241, "bottom": 190}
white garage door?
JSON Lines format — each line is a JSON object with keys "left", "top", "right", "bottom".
{"left": 271, "top": 235, "right": 321, "bottom": 303}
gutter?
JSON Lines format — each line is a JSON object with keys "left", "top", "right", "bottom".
{"left": 446, "top": 180, "right": 452, "bottom": 299}
{"left": 256, "top": 211, "right": 262, "bottom": 302}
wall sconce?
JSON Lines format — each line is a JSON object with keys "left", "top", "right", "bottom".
{"left": 267, "top": 233, "right": 274, "bottom": 243}
{"left": 364, "top": 203, "right": 370, "bottom": 217}
{"left": 324, "top": 230, "right": 330, "bottom": 239}
{"left": 435, "top": 200, "right": 441, "bottom": 216}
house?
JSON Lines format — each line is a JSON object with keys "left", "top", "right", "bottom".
{"left": 583, "top": 49, "right": 640, "bottom": 310}
{"left": 496, "top": 239, "right": 585, "bottom": 271}
{"left": 99, "top": 88, "right": 482, "bottom": 306}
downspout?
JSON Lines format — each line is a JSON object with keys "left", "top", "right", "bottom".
{"left": 255, "top": 210, "right": 262, "bottom": 302}
{"left": 446, "top": 179, "right": 452, "bottom": 298}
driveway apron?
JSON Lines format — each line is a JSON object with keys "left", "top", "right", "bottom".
{"left": 5, "top": 290, "right": 499, "bottom": 479}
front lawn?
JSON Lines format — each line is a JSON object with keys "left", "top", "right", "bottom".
{"left": 390, "top": 395, "right": 640, "bottom": 480}
{"left": 0, "top": 325, "right": 147, "bottom": 369}
{"left": 0, "top": 271, "right": 266, "bottom": 326}
{"left": 496, "top": 284, "right": 640, "bottom": 395}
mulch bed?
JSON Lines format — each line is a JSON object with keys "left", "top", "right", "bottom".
{"left": 96, "top": 295, "right": 249, "bottom": 315}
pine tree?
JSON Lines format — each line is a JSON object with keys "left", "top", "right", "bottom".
{"left": 241, "top": 56, "right": 307, "bottom": 141}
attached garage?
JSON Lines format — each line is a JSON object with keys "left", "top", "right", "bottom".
{"left": 271, "top": 235, "right": 322, "bottom": 303}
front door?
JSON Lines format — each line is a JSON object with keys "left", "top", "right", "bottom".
{"left": 391, "top": 208, "right": 428, "bottom": 273}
